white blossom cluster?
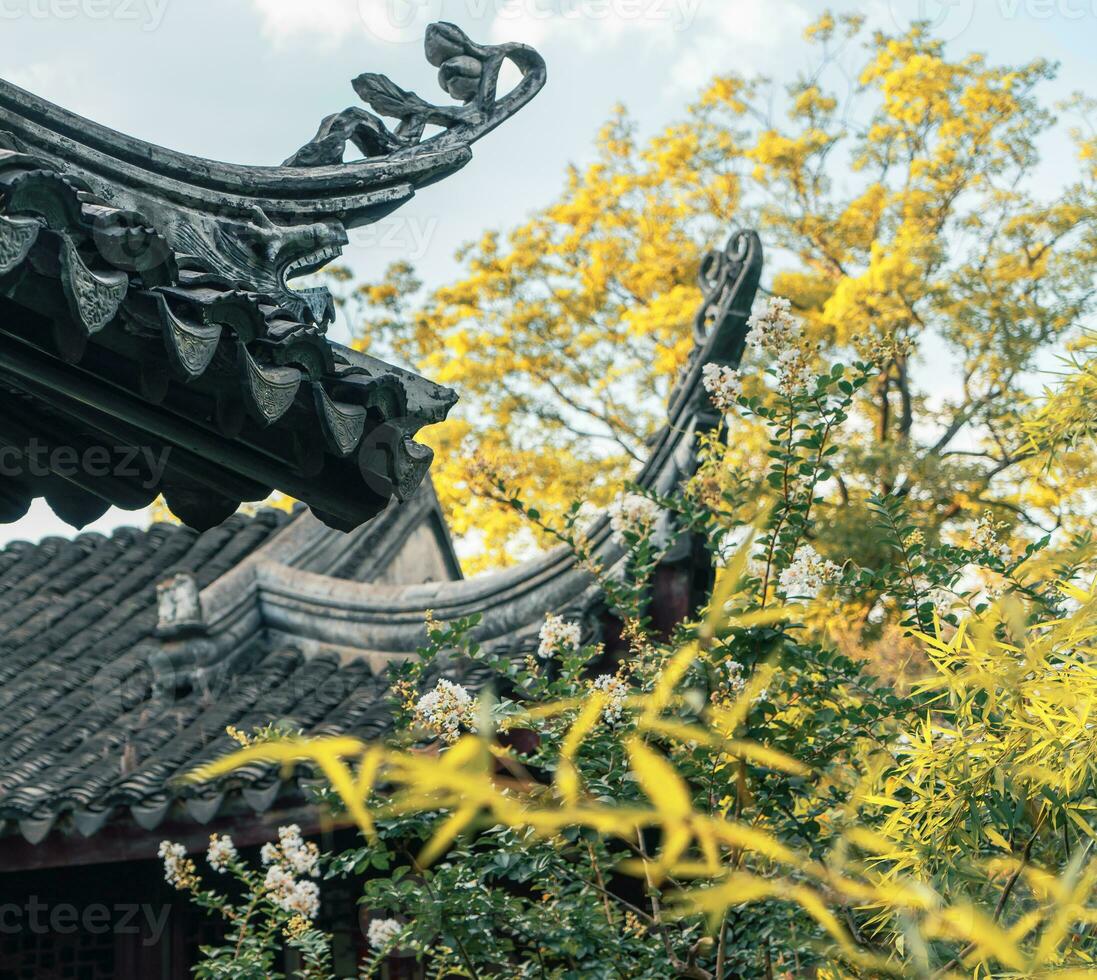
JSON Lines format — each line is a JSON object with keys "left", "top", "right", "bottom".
{"left": 263, "top": 824, "right": 321, "bottom": 877}
{"left": 264, "top": 865, "right": 320, "bottom": 919}
{"left": 725, "top": 659, "right": 746, "bottom": 692}
{"left": 915, "top": 582, "right": 955, "bottom": 619}
{"left": 158, "top": 841, "right": 193, "bottom": 888}
{"left": 747, "top": 297, "right": 801, "bottom": 355}
{"left": 747, "top": 297, "right": 815, "bottom": 397}
{"left": 261, "top": 824, "right": 321, "bottom": 919}
{"left": 972, "top": 510, "right": 1012, "bottom": 562}
{"left": 608, "top": 492, "right": 661, "bottom": 542}
{"left": 206, "top": 833, "right": 237, "bottom": 873}
{"left": 414, "top": 678, "right": 478, "bottom": 743}
{"left": 723, "top": 660, "right": 768, "bottom": 703}
{"left": 702, "top": 362, "right": 743, "bottom": 413}
{"left": 367, "top": 917, "right": 404, "bottom": 951}
{"left": 537, "top": 613, "right": 582, "bottom": 659}
{"left": 777, "top": 544, "right": 841, "bottom": 600}
{"left": 592, "top": 674, "right": 629, "bottom": 724}
{"left": 774, "top": 348, "right": 814, "bottom": 397}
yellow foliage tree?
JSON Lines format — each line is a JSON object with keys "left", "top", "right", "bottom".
{"left": 343, "top": 14, "right": 1097, "bottom": 571}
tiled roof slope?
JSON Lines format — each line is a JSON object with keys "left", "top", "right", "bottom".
{"left": 0, "top": 511, "right": 460, "bottom": 843}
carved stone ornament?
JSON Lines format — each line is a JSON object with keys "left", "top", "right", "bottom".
{"left": 667, "top": 230, "right": 763, "bottom": 422}
{"left": 0, "top": 22, "right": 546, "bottom": 327}
{"left": 0, "top": 214, "right": 38, "bottom": 274}
{"left": 156, "top": 573, "right": 204, "bottom": 635}
{"left": 285, "top": 22, "right": 547, "bottom": 168}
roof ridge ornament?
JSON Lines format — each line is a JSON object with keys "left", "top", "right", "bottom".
{"left": 285, "top": 22, "right": 547, "bottom": 167}
{"left": 0, "top": 23, "right": 546, "bottom": 326}
{"left": 666, "top": 229, "right": 763, "bottom": 424}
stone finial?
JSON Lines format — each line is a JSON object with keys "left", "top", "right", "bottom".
{"left": 156, "top": 573, "right": 204, "bottom": 635}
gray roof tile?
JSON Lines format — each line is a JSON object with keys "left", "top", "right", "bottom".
{"left": 0, "top": 510, "right": 413, "bottom": 833}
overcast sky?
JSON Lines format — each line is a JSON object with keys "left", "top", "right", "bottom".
{"left": 0, "top": 0, "right": 1093, "bottom": 546}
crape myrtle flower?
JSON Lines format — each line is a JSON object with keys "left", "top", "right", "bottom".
{"left": 537, "top": 613, "right": 582, "bottom": 659}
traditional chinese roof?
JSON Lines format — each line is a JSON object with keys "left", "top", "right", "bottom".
{"left": 0, "top": 229, "right": 762, "bottom": 851}
{"left": 0, "top": 22, "right": 546, "bottom": 531}
{"left": 0, "top": 483, "right": 470, "bottom": 844}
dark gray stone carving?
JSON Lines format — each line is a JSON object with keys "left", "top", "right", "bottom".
{"left": 668, "top": 230, "right": 763, "bottom": 421}
{"left": 286, "top": 22, "right": 547, "bottom": 169}
{"left": 57, "top": 236, "right": 129, "bottom": 335}
{"left": 0, "top": 214, "right": 38, "bottom": 273}
{"left": 156, "top": 293, "right": 221, "bottom": 380}
{"left": 0, "top": 22, "right": 546, "bottom": 327}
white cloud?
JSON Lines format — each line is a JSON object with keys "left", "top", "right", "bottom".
{"left": 488, "top": 4, "right": 552, "bottom": 45}
{"left": 483, "top": 0, "right": 810, "bottom": 82}
{"left": 672, "top": 0, "right": 811, "bottom": 92}
{"left": 250, "top": 0, "right": 454, "bottom": 46}
{"left": 247, "top": 0, "right": 807, "bottom": 57}
{"left": 250, "top": 0, "right": 370, "bottom": 46}
{"left": 711, "top": 0, "right": 810, "bottom": 49}
{"left": 488, "top": 0, "right": 702, "bottom": 48}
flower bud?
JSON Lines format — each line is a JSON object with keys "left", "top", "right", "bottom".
{"left": 438, "top": 56, "right": 483, "bottom": 103}
{"left": 425, "top": 22, "right": 467, "bottom": 68}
